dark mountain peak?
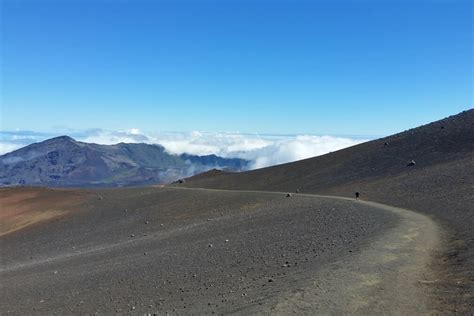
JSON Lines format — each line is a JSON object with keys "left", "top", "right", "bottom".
{"left": 0, "top": 136, "right": 249, "bottom": 187}
{"left": 43, "top": 135, "right": 77, "bottom": 145}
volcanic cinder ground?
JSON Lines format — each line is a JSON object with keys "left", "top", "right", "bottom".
{"left": 0, "top": 187, "right": 437, "bottom": 314}
{"left": 0, "top": 109, "right": 473, "bottom": 314}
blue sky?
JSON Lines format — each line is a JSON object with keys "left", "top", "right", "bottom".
{"left": 1, "top": 0, "right": 472, "bottom": 135}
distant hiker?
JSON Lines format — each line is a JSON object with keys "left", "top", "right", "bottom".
{"left": 295, "top": 188, "right": 300, "bottom": 194}
{"left": 355, "top": 192, "right": 360, "bottom": 200}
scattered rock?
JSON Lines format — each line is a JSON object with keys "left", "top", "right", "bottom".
{"left": 286, "top": 193, "right": 292, "bottom": 198}
{"left": 407, "top": 160, "right": 416, "bottom": 167}
{"left": 145, "top": 221, "right": 149, "bottom": 224}
{"left": 208, "top": 244, "right": 214, "bottom": 248}
{"left": 130, "top": 234, "right": 135, "bottom": 237}
{"left": 268, "top": 278, "right": 274, "bottom": 282}
{"left": 225, "top": 239, "right": 229, "bottom": 243}
{"left": 295, "top": 189, "right": 300, "bottom": 193}
{"left": 384, "top": 142, "right": 389, "bottom": 146}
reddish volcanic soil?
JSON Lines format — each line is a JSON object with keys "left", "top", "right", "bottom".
{"left": 0, "top": 187, "right": 90, "bottom": 236}
{"left": 0, "top": 110, "right": 472, "bottom": 314}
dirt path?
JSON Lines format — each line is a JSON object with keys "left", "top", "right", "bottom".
{"left": 0, "top": 187, "right": 442, "bottom": 314}
{"left": 174, "top": 187, "right": 442, "bottom": 314}
{"left": 271, "top": 198, "right": 440, "bottom": 314}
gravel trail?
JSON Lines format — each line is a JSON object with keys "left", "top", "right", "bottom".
{"left": 0, "top": 187, "right": 440, "bottom": 314}
{"left": 271, "top": 198, "right": 440, "bottom": 315}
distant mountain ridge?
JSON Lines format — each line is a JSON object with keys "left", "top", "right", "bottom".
{"left": 0, "top": 136, "right": 249, "bottom": 187}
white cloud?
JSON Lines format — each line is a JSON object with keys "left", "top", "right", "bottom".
{"left": 76, "top": 130, "right": 366, "bottom": 169}
{"left": 80, "top": 129, "right": 150, "bottom": 144}
{"left": 0, "top": 143, "right": 22, "bottom": 155}
{"left": 241, "top": 135, "right": 363, "bottom": 169}
{"left": 127, "top": 128, "right": 142, "bottom": 135}
{"left": 0, "top": 129, "right": 369, "bottom": 169}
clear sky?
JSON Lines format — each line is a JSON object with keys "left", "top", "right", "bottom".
{"left": 1, "top": 0, "right": 472, "bottom": 135}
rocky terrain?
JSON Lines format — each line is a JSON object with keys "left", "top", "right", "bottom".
{"left": 182, "top": 109, "right": 474, "bottom": 312}
{"left": 0, "top": 110, "right": 472, "bottom": 314}
{"left": 0, "top": 136, "right": 249, "bottom": 187}
{"left": 1, "top": 186, "right": 420, "bottom": 314}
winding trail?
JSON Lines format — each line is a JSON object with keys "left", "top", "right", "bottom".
{"left": 0, "top": 187, "right": 442, "bottom": 314}
{"left": 272, "top": 198, "right": 441, "bottom": 315}
{"left": 176, "top": 188, "right": 442, "bottom": 314}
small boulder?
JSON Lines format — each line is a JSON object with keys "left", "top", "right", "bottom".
{"left": 286, "top": 193, "right": 292, "bottom": 198}
{"left": 407, "top": 160, "right": 416, "bottom": 167}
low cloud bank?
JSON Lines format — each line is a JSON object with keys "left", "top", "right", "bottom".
{"left": 0, "top": 143, "right": 23, "bottom": 156}
{"left": 0, "top": 129, "right": 369, "bottom": 169}
{"left": 240, "top": 135, "right": 363, "bottom": 169}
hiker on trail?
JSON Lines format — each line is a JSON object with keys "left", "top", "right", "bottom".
{"left": 355, "top": 192, "right": 360, "bottom": 200}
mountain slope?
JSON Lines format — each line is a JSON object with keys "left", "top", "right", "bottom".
{"left": 183, "top": 110, "right": 473, "bottom": 193}
{"left": 182, "top": 109, "right": 474, "bottom": 312}
{"left": 0, "top": 136, "right": 249, "bottom": 187}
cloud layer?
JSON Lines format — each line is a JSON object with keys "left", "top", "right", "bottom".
{"left": 0, "top": 129, "right": 369, "bottom": 169}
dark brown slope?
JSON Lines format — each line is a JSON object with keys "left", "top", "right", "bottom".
{"left": 0, "top": 186, "right": 397, "bottom": 314}
{"left": 182, "top": 109, "right": 474, "bottom": 312}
